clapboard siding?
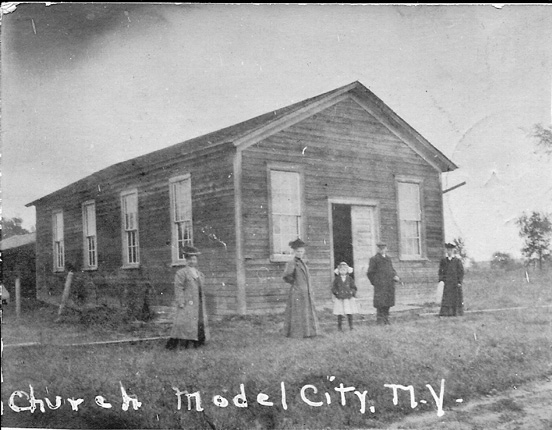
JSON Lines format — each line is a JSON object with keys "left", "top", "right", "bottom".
{"left": 241, "top": 98, "right": 443, "bottom": 312}
{"left": 34, "top": 144, "right": 238, "bottom": 315}
{"left": 31, "top": 84, "right": 453, "bottom": 317}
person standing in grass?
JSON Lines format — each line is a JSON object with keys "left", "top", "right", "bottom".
{"left": 367, "top": 242, "right": 400, "bottom": 325}
{"left": 282, "top": 238, "right": 321, "bottom": 338}
{"left": 331, "top": 262, "right": 358, "bottom": 331}
{"left": 438, "top": 242, "right": 465, "bottom": 317}
{"left": 166, "top": 246, "right": 210, "bottom": 350}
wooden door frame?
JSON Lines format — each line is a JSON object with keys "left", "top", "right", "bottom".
{"left": 327, "top": 198, "right": 381, "bottom": 282}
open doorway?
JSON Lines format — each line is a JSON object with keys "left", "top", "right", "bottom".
{"left": 330, "top": 202, "right": 378, "bottom": 299}
{"left": 331, "top": 204, "right": 354, "bottom": 270}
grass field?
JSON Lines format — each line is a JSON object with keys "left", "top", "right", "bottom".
{"left": 1, "top": 268, "right": 551, "bottom": 429}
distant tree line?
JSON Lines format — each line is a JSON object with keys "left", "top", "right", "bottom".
{"left": 490, "top": 124, "right": 552, "bottom": 271}
{"left": 490, "top": 211, "right": 551, "bottom": 271}
{"left": 1, "top": 217, "right": 34, "bottom": 240}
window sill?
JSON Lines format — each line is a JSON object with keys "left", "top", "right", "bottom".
{"left": 121, "top": 264, "right": 141, "bottom": 270}
{"left": 83, "top": 267, "right": 98, "bottom": 271}
{"left": 399, "top": 256, "right": 429, "bottom": 262}
{"left": 270, "top": 254, "right": 294, "bottom": 263}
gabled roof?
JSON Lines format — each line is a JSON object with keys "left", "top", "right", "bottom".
{"left": 0, "top": 232, "right": 36, "bottom": 251}
{"left": 27, "top": 81, "right": 457, "bottom": 206}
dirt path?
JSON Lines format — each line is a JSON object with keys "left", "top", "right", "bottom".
{"left": 390, "top": 378, "right": 552, "bottom": 429}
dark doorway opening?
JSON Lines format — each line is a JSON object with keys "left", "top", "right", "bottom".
{"left": 332, "top": 204, "right": 353, "bottom": 272}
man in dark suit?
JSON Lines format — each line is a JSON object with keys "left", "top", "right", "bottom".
{"left": 438, "top": 242, "right": 465, "bottom": 316}
{"left": 367, "top": 242, "right": 400, "bottom": 325}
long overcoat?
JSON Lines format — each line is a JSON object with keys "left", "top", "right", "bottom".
{"left": 367, "top": 253, "right": 397, "bottom": 308}
{"left": 438, "top": 257, "right": 464, "bottom": 307}
{"left": 282, "top": 257, "right": 321, "bottom": 338}
{"left": 170, "top": 266, "right": 210, "bottom": 341}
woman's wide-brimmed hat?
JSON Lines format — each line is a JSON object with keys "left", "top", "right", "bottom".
{"left": 445, "top": 242, "right": 456, "bottom": 249}
{"left": 181, "top": 245, "right": 202, "bottom": 256}
{"left": 289, "top": 238, "right": 307, "bottom": 249}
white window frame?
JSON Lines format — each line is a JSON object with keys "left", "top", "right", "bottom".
{"left": 170, "top": 174, "right": 193, "bottom": 265}
{"left": 82, "top": 200, "right": 98, "bottom": 270}
{"left": 396, "top": 176, "right": 425, "bottom": 260}
{"left": 121, "top": 189, "right": 140, "bottom": 268}
{"left": 52, "top": 210, "right": 65, "bottom": 272}
{"left": 267, "top": 165, "right": 305, "bottom": 262}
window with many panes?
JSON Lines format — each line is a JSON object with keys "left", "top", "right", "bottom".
{"left": 121, "top": 190, "right": 139, "bottom": 267}
{"left": 52, "top": 211, "right": 65, "bottom": 272}
{"left": 269, "top": 169, "right": 303, "bottom": 259}
{"left": 82, "top": 201, "right": 98, "bottom": 270}
{"left": 397, "top": 180, "right": 423, "bottom": 259}
{"left": 170, "top": 174, "right": 193, "bottom": 264}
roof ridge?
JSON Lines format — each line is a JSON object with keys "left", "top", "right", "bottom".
{"left": 26, "top": 80, "right": 457, "bottom": 207}
{"left": 26, "top": 82, "right": 362, "bottom": 206}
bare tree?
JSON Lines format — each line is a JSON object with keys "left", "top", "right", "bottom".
{"left": 531, "top": 124, "right": 552, "bottom": 157}
{"left": 453, "top": 237, "right": 468, "bottom": 264}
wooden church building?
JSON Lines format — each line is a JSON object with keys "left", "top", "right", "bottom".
{"left": 27, "top": 81, "right": 457, "bottom": 316}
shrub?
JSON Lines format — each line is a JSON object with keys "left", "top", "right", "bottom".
{"left": 491, "top": 252, "right": 515, "bottom": 270}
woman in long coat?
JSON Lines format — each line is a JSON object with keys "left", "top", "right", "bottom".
{"left": 166, "top": 246, "right": 210, "bottom": 350}
{"left": 282, "top": 239, "right": 321, "bottom": 338}
{"left": 438, "top": 243, "right": 465, "bottom": 317}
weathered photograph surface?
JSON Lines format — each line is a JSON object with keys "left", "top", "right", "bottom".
{"left": 1, "top": 4, "right": 551, "bottom": 429}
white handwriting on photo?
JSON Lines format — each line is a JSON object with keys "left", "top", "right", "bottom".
{"left": 5, "top": 378, "right": 458, "bottom": 417}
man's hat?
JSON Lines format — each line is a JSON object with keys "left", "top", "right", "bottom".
{"left": 376, "top": 242, "right": 387, "bottom": 248}
{"left": 289, "top": 238, "right": 307, "bottom": 249}
{"left": 445, "top": 243, "right": 456, "bottom": 249}
{"left": 181, "top": 245, "right": 201, "bottom": 256}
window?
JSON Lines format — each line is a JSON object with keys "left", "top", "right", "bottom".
{"left": 82, "top": 201, "right": 97, "bottom": 270}
{"left": 52, "top": 211, "right": 64, "bottom": 272}
{"left": 397, "top": 181, "right": 423, "bottom": 259}
{"left": 121, "top": 190, "right": 139, "bottom": 267}
{"left": 170, "top": 175, "right": 193, "bottom": 263}
{"left": 269, "top": 169, "right": 303, "bottom": 257}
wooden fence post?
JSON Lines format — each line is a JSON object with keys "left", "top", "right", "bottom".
{"left": 15, "top": 277, "right": 21, "bottom": 319}
{"left": 55, "top": 271, "right": 74, "bottom": 322}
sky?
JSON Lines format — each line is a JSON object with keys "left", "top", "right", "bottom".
{"left": 1, "top": 3, "right": 551, "bottom": 261}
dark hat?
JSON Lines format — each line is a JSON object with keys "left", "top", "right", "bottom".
{"left": 289, "top": 238, "right": 307, "bottom": 249}
{"left": 445, "top": 243, "right": 456, "bottom": 249}
{"left": 181, "top": 245, "right": 201, "bottom": 256}
{"left": 376, "top": 242, "right": 387, "bottom": 248}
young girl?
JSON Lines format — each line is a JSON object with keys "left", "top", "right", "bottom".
{"left": 331, "top": 262, "right": 358, "bottom": 331}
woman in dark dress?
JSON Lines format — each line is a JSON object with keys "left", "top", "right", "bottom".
{"left": 438, "top": 243, "right": 465, "bottom": 317}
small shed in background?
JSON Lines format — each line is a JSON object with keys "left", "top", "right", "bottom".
{"left": 0, "top": 232, "right": 37, "bottom": 300}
